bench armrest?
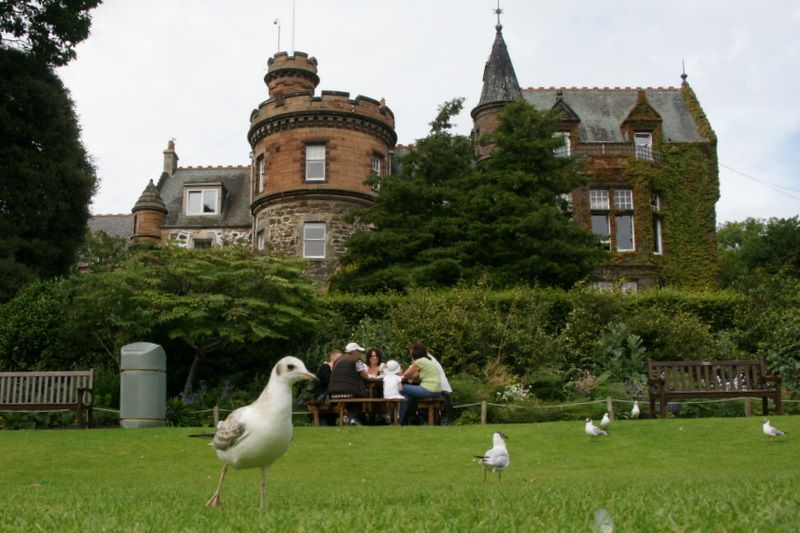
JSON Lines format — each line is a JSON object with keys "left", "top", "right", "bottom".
{"left": 762, "top": 374, "right": 782, "bottom": 384}
{"left": 647, "top": 378, "right": 665, "bottom": 386}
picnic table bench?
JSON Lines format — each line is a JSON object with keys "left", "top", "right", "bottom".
{"left": 307, "top": 396, "right": 445, "bottom": 426}
{"left": 0, "top": 370, "right": 94, "bottom": 428}
{"left": 647, "top": 358, "right": 782, "bottom": 418}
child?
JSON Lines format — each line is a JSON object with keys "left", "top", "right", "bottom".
{"left": 381, "top": 360, "right": 405, "bottom": 399}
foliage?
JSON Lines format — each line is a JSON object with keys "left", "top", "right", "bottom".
{"left": 718, "top": 217, "right": 800, "bottom": 288}
{"left": 2, "top": 420, "right": 800, "bottom": 531}
{"left": 332, "top": 99, "right": 605, "bottom": 293}
{"left": 0, "top": 48, "right": 97, "bottom": 303}
{"left": 0, "top": 0, "right": 101, "bottom": 66}
{"left": 77, "top": 230, "right": 130, "bottom": 273}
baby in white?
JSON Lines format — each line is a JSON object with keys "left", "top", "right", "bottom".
{"left": 381, "top": 360, "right": 405, "bottom": 399}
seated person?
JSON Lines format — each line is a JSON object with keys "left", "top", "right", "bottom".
{"left": 314, "top": 348, "right": 342, "bottom": 401}
{"left": 427, "top": 351, "right": 454, "bottom": 422}
{"left": 399, "top": 341, "right": 442, "bottom": 424}
{"left": 327, "top": 342, "right": 369, "bottom": 425}
{"left": 380, "top": 360, "right": 405, "bottom": 399}
{"left": 365, "top": 347, "right": 387, "bottom": 379}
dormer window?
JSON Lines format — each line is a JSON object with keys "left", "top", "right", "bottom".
{"left": 553, "top": 132, "right": 571, "bottom": 157}
{"left": 186, "top": 188, "right": 219, "bottom": 216}
{"left": 634, "top": 132, "right": 653, "bottom": 161}
{"left": 305, "top": 144, "right": 326, "bottom": 182}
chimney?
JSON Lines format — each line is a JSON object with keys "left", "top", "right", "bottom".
{"left": 163, "top": 139, "right": 179, "bottom": 176}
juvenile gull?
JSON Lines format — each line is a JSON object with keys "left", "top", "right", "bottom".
{"left": 762, "top": 419, "right": 787, "bottom": 439}
{"left": 585, "top": 417, "right": 608, "bottom": 439}
{"left": 206, "top": 356, "right": 316, "bottom": 509}
{"left": 474, "top": 431, "right": 509, "bottom": 482}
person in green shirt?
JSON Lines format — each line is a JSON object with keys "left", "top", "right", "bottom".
{"left": 399, "top": 341, "right": 443, "bottom": 424}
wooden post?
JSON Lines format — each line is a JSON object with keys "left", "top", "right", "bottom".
{"left": 606, "top": 396, "right": 614, "bottom": 420}
{"left": 480, "top": 401, "right": 488, "bottom": 425}
{"left": 213, "top": 405, "right": 220, "bottom": 427}
{"left": 744, "top": 398, "right": 752, "bottom": 417}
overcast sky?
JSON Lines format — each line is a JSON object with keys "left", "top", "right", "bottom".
{"left": 57, "top": 0, "right": 800, "bottom": 223}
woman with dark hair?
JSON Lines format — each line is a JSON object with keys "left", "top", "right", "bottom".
{"left": 399, "top": 341, "right": 442, "bottom": 424}
{"left": 365, "top": 347, "right": 386, "bottom": 378}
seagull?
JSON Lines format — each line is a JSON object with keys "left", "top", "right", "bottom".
{"left": 585, "top": 417, "right": 608, "bottom": 439}
{"left": 206, "top": 356, "right": 316, "bottom": 509}
{"left": 763, "top": 419, "right": 787, "bottom": 439}
{"left": 474, "top": 431, "right": 509, "bottom": 482}
{"left": 600, "top": 412, "right": 611, "bottom": 429}
{"left": 631, "top": 400, "right": 640, "bottom": 419}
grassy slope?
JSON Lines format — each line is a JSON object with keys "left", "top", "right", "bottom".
{"left": 0, "top": 417, "right": 798, "bottom": 532}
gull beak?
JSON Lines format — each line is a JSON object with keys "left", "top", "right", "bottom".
{"left": 304, "top": 372, "right": 318, "bottom": 381}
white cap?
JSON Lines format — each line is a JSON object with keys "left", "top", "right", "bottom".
{"left": 345, "top": 342, "right": 365, "bottom": 353}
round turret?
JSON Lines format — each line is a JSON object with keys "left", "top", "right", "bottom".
{"left": 265, "top": 51, "right": 320, "bottom": 97}
{"left": 132, "top": 179, "right": 167, "bottom": 244}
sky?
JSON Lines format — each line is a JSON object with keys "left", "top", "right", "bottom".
{"left": 57, "top": 0, "right": 800, "bottom": 223}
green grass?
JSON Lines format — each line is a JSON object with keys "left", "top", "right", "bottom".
{"left": 1, "top": 417, "right": 798, "bottom": 532}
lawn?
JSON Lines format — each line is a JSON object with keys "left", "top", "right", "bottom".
{"left": 0, "top": 417, "right": 797, "bottom": 532}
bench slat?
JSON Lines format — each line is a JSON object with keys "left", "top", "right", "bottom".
{"left": 0, "top": 370, "right": 94, "bottom": 428}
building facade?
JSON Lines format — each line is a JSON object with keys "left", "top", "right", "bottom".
{"left": 122, "top": 21, "right": 718, "bottom": 290}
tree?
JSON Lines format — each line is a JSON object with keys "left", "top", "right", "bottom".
{"left": 717, "top": 217, "right": 800, "bottom": 287}
{"left": 0, "top": 47, "right": 97, "bottom": 302}
{"left": 1, "top": 0, "right": 101, "bottom": 66}
{"left": 120, "top": 246, "right": 321, "bottom": 398}
{"left": 331, "top": 99, "right": 605, "bottom": 293}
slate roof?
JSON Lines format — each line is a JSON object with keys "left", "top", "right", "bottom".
{"left": 522, "top": 87, "right": 706, "bottom": 143}
{"left": 158, "top": 166, "right": 252, "bottom": 228}
{"left": 87, "top": 214, "right": 134, "bottom": 240}
{"left": 478, "top": 25, "right": 522, "bottom": 106}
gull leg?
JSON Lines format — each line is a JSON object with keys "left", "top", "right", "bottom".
{"left": 483, "top": 467, "right": 488, "bottom": 483}
{"left": 498, "top": 469, "right": 502, "bottom": 482}
{"left": 259, "top": 467, "right": 268, "bottom": 510}
{"left": 206, "top": 464, "right": 228, "bottom": 508}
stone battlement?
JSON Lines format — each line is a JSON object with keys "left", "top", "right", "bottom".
{"left": 250, "top": 90, "right": 395, "bottom": 130}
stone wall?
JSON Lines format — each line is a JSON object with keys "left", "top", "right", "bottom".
{"left": 165, "top": 227, "right": 251, "bottom": 248}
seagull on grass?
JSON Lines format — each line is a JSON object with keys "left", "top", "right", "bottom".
{"left": 206, "top": 356, "right": 316, "bottom": 509}
{"left": 585, "top": 418, "right": 608, "bottom": 439}
{"left": 631, "top": 401, "right": 640, "bottom": 419}
{"left": 600, "top": 412, "right": 611, "bottom": 429}
{"left": 474, "top": 431, "right": 509, "bottom": 482}
{"left": 762, "top": 419, "right": 787, "bottom": 439}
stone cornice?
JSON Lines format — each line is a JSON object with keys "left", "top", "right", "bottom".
{"left": 250, "top": 188, "right": 375, "bottom": 213}
{"left": 248, "top": 109, "right": 398, "bottom": 147}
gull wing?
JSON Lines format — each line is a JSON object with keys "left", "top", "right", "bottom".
{"left": 212, "top": 407, "right": 248, "bottom": 450}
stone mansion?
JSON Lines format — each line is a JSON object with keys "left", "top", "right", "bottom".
{"left": 91, "top": 21, "right": 719, "bottom": 290}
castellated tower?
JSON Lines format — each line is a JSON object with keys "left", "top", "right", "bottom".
{"left": 249, "top": 51, "right": 396, "bottom": 282}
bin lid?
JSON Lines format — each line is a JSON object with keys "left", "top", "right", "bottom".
{"left": 120, "top": 342, "right": 166, "bottom": 370}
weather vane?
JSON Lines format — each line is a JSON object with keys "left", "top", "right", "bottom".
{"left": 495, "top": 0, "right": 503, "bottom": 26}
{"left": 273, "top": 19, "right": 281, "bottom": 52}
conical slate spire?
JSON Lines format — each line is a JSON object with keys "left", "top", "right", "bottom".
{"left": 132, "top": 179, "right": 167, "bottom": 213}
{"left": 478, "top": 24, "right": 522, "bottom": 106}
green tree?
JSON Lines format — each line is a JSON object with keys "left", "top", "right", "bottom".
{"left": 331, "top": 99, "right": 605, "bottom": 293}
{"left": 0, "top": 47, "right": 97, "bottom": 302}
{"left": 77, "top": 230, "right": 130, "bottom": 273}
{"left": 717, "top": 217, "right": 800, "bottom": 287}
{"left": 122, "top": 246, "right": 321, "bottom": 398}
{"left": 1, "top": 0, "right": 101, "bottom": 66}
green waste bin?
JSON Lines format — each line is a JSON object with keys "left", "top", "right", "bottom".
{"left": 120, "top": 342, "right": 166, "bottom": 428}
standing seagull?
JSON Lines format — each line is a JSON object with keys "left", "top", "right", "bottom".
{"left": 585, "top": 417, "right": 608, "bottom": 440}
{"left": 631, "top": 400, "right": 640, "bottom": 419}
{"left": 206, "top": 356, "right": 316, "bottom": 509}
{"left": 474, "top": 431, "right": 509, "bottom": 482}
{"left": 762, "top": 419, "right": 788, "bottom": 439}
{"left": 600, "top": 412, "right": 611, "bottom": 429}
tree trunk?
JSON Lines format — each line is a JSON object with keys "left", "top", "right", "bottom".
{"left": 182, "top": 353, "right": 202, "bottom": 401}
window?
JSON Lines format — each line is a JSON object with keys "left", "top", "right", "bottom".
{"left": 614, "top": 189, "right": 633, "bottom": 210}
{"left": 558, "top": 192, "right": 573, "bottom": 214}
{"left": 653, "top": 216, "right": 663, "bottom": 255}
{"left": 634, "top": 132, "right": 653, "bottom": 160}
{"left": 592, "top": 214, "right": 610, "bottom": 249}
{"left": 589, "top": 190, "right": 609, "bottom": 210}
{"left": 371, "top": 153, "right": 383, "bottom": 176}
{"left": 553, "top": 132, "right": 571, "bottom": 157}
{"left": 621, "top": 281, "right": 638, "bottom": 293}
{"left": 303, "top": 222, "right": 326, "bottom": 259}
{"left": 256, "top": 156, "right": 265, "bottom": 192}
{"left": 592, "top": 281, "right": 614, "bottom": 292}
{"left": 616, "top": 214, "right": 635, "bottom": 251}
{"left": 305, "top": 145, "right": 326, "bottom": 181}
{"left": 256, "top": 230, "right": 266, "bottom": 251}
{"left": 193, "top": 238, "right": 212, "bottom": 249}
{"left": 186, "top": 189, "right": 219, "bottom": 215}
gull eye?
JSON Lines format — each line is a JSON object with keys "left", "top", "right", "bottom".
{"left": 287, "top": 364, "right": 296, "bottom": 371}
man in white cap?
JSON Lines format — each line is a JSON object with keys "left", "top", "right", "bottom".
{"left": 327, "top": 342, "right": 369, "bottom": 424}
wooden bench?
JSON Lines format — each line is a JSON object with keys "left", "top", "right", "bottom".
{"left": 647, "top": 358, "right": 782, "bottom": 418}
{"left": 0, "top": 370, "right": 94, "bottom": 428}
{"left": 307, "top": 397, "right": 445, "bottom": 426}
